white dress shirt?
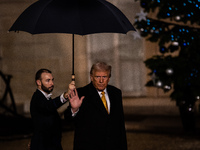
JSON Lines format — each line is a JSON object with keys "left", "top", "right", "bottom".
{"left": 98, "top": 88, "right": 110, "bottom": 113}
{"left": 38, "top": 89, "right": 67, "bottom": 102}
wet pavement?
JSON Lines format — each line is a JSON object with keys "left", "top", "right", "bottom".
{"left": 1, "top": 114, "right": 200, "bottom": 150}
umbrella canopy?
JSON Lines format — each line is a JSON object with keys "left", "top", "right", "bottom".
{"left": 9, "top": 0, "right": 136, "bottom": 78}
{"left": 9, "top": 0, "right": 135, "bottom": 35}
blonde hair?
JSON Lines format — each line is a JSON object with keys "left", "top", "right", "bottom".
{"left": 90, "top": 62, "right": 111, "bottom": 77}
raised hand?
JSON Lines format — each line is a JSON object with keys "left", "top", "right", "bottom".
{"left": 68, "top": 89, "right": 84, "bottom": 113}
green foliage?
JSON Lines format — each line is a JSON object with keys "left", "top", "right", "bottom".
{"left": 135, "top": 0, "right": 200, "bottom": 106}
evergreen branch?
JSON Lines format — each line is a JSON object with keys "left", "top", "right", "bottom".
{"left": 146, "top": 17, "right": 200, "bottom": 30}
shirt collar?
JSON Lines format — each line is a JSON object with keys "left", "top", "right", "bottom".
{"left": 38, "top": 89, "right": 52, "bottom": 100}
{"left": 98, "top": 88, "right": 107, "bottom": 95}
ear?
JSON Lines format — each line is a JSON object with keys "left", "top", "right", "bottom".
{"left": 90, "top": 75, "right": 93, "bottom": 82}
{"left": 36, "top": 80, "right": 41, "bottom": 86}
{"left": 108, "top": 77, "right": 110, "bottom": 82}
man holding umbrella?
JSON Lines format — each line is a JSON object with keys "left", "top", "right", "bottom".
{"left": 30, "top": 68, "right": 83, "bottom": 150}
{"left": 9, "top": 1, "right": 134, "bottom": 148}
{"left": 65, "top": 62, "right": 127, "bottom": 150}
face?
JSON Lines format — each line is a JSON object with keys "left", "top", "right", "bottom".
{"left": 90, "top": 71, "right": 110, "bottom": 91}
{"left": 36, "top": 72, "right": 54, "bottom": 94}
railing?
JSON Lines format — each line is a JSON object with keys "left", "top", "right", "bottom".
{"left": 0, "top": 71, "right": 20, "bottom": 116}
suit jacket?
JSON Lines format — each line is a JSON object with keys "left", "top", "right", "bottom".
{"left": 65, "top": 82, "right": 127, "bottom": 150}
{"left": 30, "top": 89, "right": 63, "bottom": 150}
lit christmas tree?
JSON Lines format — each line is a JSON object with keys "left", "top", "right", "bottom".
{"left": 134, "top": 0, "right": 200, "bottom": 131}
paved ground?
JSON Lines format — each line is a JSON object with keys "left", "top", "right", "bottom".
{"left": 1, "top": 114, "right": 200, "bottom": 150}
{"left": 1, "top": 130, "right": 200, "bottom": 150}
{"left": 1, "top": 97, "right": 200, "bottom": 150}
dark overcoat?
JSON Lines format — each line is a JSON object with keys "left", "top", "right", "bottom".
{"left": 30, "top": 89, "right": 63, "bottom": 150}
{"left": 65, "top": 82, "right": 127, "bottom": 150}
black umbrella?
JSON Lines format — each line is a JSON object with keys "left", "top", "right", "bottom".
{"left": 9, "top": 0, "right": 136, "bottom": 80}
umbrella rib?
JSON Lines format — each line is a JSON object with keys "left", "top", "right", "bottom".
{"left": 32, "top": 0, "right": 53, "bottom": 34}
{"left": 98, "top": 0, "right": 134, "bottom": 33}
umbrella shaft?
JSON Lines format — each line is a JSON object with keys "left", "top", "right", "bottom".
{"left": 72, "top": 34, "right": 74, "bottom": 75}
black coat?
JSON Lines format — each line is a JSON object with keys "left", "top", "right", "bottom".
{"left": 30, "top": 89, "right": 63, "bottom": 150}
{"left": 65, "top": 82, "right": 127, "bottom": 150}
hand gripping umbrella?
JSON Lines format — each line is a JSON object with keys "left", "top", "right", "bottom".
{"left": 9, "top": 0, "right": 136, "bottom": 80}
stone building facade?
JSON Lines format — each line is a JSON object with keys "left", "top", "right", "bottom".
{"left": 0, "top": 0, "right": 179, "bottom": 116}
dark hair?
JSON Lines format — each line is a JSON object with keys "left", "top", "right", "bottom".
{"left": 90, "top": 62, "right": 112, "bottom": 77}
{"left": 35, "top": 68, "right": 52, "bottom": 82}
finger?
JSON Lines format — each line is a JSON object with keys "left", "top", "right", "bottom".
{"left": 71, "top": 81, "right": 75, "bottom": 85}
{"left": 80, "top": 96, "right": 85, "bottom": 102}
{"left": 74, "top": 89, "right": 78, "bottom": 96}
{"left": 71, "top": 90, "right": 75, "bottom": 97}
{"left": 69, "top": 81, "right": 76, "bottom": 90}
{"left": 68, "top": 93, "right": 72, "bottom": 100}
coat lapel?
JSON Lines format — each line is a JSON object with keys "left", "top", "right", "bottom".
{"left": 88, "top": 83, "right": 109, "bottom": 115}
{"left": 107, "top": 85, "right": 117, "bottom": 115}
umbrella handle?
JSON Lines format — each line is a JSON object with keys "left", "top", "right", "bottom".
{"left": 72, "top": 74, "right": 75, "bottom": 81}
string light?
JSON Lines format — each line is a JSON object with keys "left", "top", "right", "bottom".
{"left": 134, "top": 0, "right": 200, "bottom": 105}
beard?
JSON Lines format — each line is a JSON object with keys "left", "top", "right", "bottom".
{"left": 41, "top": 84, "right": 54, "bottom": 94}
